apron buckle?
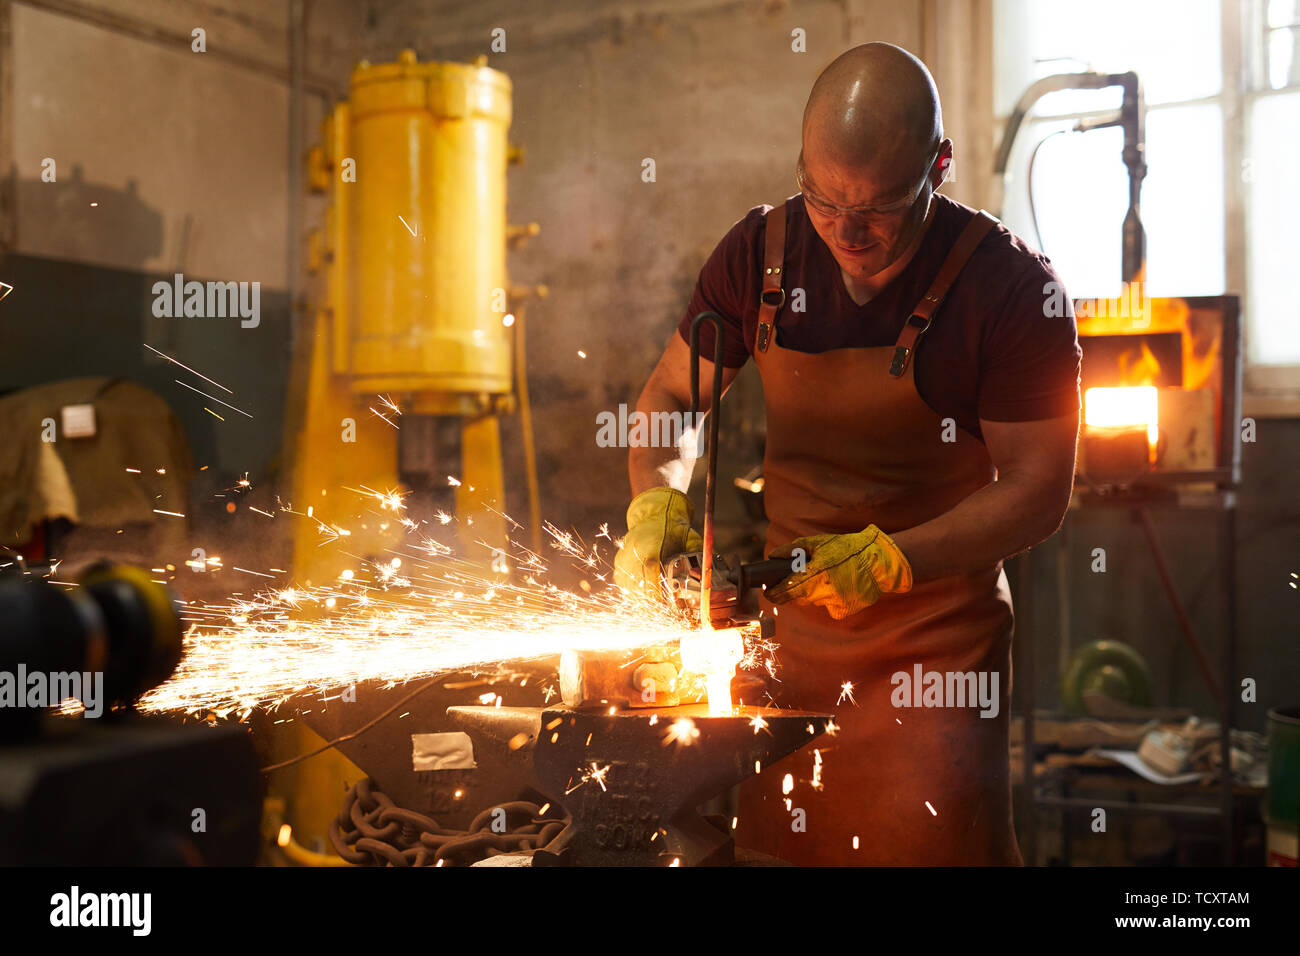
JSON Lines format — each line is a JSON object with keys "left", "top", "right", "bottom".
{"left": 756, "top": 322, "right": 773, "bottom": 352}
{"left": 888, "top": 344, "right": 911, "bottom": 377}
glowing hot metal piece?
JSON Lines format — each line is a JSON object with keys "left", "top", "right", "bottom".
{"left": 678, "top": 627, "right": 744, "bottom": 716}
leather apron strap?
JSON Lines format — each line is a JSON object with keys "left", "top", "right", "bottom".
{"left": 755, "top": 200, "right": 788, "bottom": 353}
{"left": 754, "top": 202, "right": 998, "bottom": 366}
{"left": 889, "top": 210, "right": 998, "bottom": 377}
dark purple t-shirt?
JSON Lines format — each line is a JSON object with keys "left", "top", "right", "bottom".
{"left": 676, "top": 193, "right": 1081, "bottom": 441}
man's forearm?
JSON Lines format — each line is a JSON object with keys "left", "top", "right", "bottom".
{"left": 887, "top": 475, "right": 1071, "bottom": 583}
{"left": 628, "top": 384, "right": 691, "bottom": 496}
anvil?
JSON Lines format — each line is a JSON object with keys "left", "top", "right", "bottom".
{"left": 446, "top": 703, "right": 831, "bottom": 866}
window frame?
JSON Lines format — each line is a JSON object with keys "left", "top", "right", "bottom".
{"left": 995, "top": 0, "right": 1300, "bottom": 416}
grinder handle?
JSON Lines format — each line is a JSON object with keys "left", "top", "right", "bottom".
{"left": 736, "top": 557, "right": 797, "bottom": 595}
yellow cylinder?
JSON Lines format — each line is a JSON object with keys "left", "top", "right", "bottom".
{"left": 341, "top": 50, "right": 512, "bottom": 401}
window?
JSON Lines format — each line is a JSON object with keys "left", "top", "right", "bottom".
{"left": 994, "top": 0, "right": 1300, "bottom": 397}
{"left": 1246, "top": 0, "right": 1300, "bottom": 373}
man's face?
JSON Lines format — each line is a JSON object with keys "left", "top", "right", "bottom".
{"left": 798, "top": 139, "right": 949, "bottom": 282}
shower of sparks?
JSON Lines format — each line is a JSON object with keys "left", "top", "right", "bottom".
{"left": 137, "top": 495, "right": 773, "bottom": 719}
{"left": 749, "top": 714, "right": 770, "bottom": 735}
{"left": 143, "top": 343, "right": 233, "bottom": 394}
{"left": 823, "top": 718, "right": 839, "bottom": 737}
{"left": 925, "top": 800, "right": 938, "bottom": 817}
{"left": 234, "top": 567, "right": 274, "bottom": 578}
{"left": 662, "top": 717, "right": 699, "bottom": 747}
{"left": 565, "top": 762, "right": 611, "bottom": 795}
{"left": 838, "top": 681, "right": 856, "bottom": 706}
{"left": 369, "top": 406, "right": 398, "bottom": 428}
{"left": 204, "top": 408, "right": 225, "bottom": 421}
{"left": 0, "top": 281, "right": 13, "bottom": 302}
{"left": 811, "top": 749, "right": 823, "bottom": 790}
{"left": 174, "top": 379, "right": 253, "bottom": 419}
{"left": 398, "top": 215, "right": 417, "bottom": 237}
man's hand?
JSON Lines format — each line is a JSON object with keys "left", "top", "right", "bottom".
{"left": 766, "top": 525, "right": 913, "bottom": 620}
{"left": 614, "top": 487, "right": 703, "bottom": 602}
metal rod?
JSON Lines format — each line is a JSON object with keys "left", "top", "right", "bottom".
{"left": 513, "top": 303, "right": 544, "bottom": 557}
{"left": 1221, "top": 497, "right": 1238, "bottom": 863}
{"left": 1034, "top": 795, "right": 1223, "bottom": 817}
{"left": 688, "top": 312, "right": 724, "bottom": 630}
{"left": 1135, "top": 508, "right": 1225, "bottom": 709}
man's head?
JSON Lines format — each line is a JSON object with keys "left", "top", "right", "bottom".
{"left": 799, "top": 43, "right": 952, "bottom": 282}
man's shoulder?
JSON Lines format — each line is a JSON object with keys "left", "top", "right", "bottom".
{"left": 722, "top": 198, "right": 786, "bottom": 245}
{"left": 938, "top": 195, "right": 1066, "bottom": 302}
{"left": 941, "top": 196, "right": 1060, "bottom": 280}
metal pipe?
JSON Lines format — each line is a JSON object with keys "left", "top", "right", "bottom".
{"left": 993, "top": 71, "right": 1119, "bottom": 179}
{"left": 514, "top": 302, "right": 544, "bottom": 557}
{"left": 287, "top": 0, "right": 304, "bottom": 350}
{"left": 993, "top": 70, "right": 1146, "bottom": 282}
{"left": 688, "top": 312, "right": 725, "bottom": 629}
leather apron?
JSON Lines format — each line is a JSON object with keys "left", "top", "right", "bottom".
{"left": 734, "top": 199, "right": 1022, "bottom": 865}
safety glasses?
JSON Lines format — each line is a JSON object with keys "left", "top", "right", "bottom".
{"left": 796, "top": 147, "right": 942, "bottom": 221}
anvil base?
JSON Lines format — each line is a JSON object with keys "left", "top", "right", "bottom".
{"left": 448, "top": 703, "right": 831, "bottom": 867}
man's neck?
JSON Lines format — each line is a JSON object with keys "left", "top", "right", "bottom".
{"left": 840, "top": 197, "right": 939, "bottom": 306}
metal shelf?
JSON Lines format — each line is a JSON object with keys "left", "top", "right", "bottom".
{"left": 1017, "top": 488, "right": 1239, "bottom": 865}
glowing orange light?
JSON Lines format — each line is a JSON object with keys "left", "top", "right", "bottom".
{"left": 1084, "top": 385, "right": 1159, "bottom": 449}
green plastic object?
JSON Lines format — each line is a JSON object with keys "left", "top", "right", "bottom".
{"left": 1267, "top": 706, "right": 1300, "bottom": 830}
{"left": 1062, "top": 639, "right": 1153, "bottom": 715}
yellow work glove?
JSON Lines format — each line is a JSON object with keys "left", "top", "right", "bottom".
{"left": 614, "top": 487, "right": 703, "bottom": 602}
{"left": 766, "top": 525, "right": 913, "bottom": 620}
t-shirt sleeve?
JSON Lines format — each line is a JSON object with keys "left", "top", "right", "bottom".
{"left": 675, "top": 206, "right": 766, "bottom": 369}
{"left": 977, "top": 259, "right": 1082, "bottom": 422}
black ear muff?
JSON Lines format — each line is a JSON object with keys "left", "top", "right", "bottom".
{"left": 80, "top": 564, "right": 183, "bottom": 705}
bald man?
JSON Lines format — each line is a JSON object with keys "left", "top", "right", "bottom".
{"left": 615, "top": 43, "right": 1080, "bottom": 865}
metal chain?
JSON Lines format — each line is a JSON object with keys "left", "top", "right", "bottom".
{"left": 328, "top": 778, "right": 567, "bottom": 867}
